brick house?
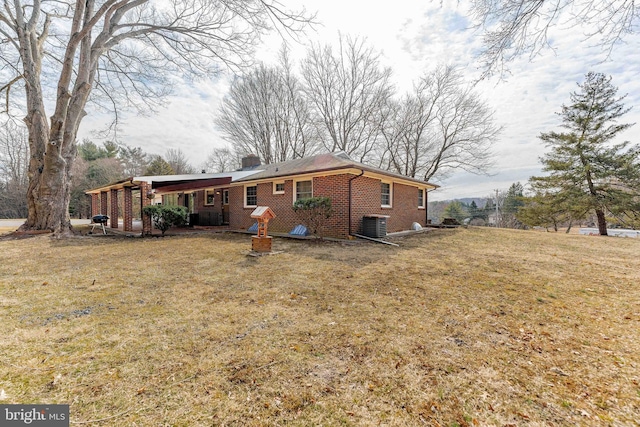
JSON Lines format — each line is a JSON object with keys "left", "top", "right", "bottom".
{"left": 87, "top": 152, "right": 438, "bottom": 238}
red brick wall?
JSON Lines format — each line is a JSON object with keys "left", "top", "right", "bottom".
{"left": 227, "top": 174, "right": 427, "bottom": 239}
{"left": 91, "top": 194, "right": 100, "bottom": 217}
{"left": 110, "top": 189, "right": 119, "bottom": 229}
{"left": 140, "top": 182, "right": 152, "bottom": 236}
{"left": 194, "top": 189, "right": 221, "bottom": 214}
{"left": 123, "top": 187, "right": 133, "bottom": 232}
{"left": 100, "top": 192, "right": 108, "bottom": 215}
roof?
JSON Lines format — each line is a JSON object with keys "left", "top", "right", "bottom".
{"left": 86, "top": 152, "right": 439, "bottom": 194}
{"left": 233, "top": 152, "right": 439, "bottom": 188}
{"left": 134, "top": 170, "right": 258, "bottom": 184}
{"left": 86, "top": 170, "right": 259, "bottom": 194}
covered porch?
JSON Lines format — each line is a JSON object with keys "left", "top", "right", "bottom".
{"left": 86, "top": 173, "right": 243, "bottom": 236}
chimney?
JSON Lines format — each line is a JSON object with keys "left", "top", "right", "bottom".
{"left": 241, "top": 154, "right": 261, "bottom": 169}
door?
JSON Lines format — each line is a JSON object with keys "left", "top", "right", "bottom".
{"left": 222, "top": 189, "right": 229, "bottom": 224}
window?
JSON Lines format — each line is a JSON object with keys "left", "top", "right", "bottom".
{"left": 163, "top": 194, "right": 178, "bottom": 206}
{"left": 381, "top": 182, "right": 392, "bottom": 207}
{"left": 295, "top": 180, "right": 313, "bottom": 201}
{"left": 245, "top": 185, "right": 257, "bottom": 207}
{"left": 273, "top": 181, "right": 285, "bottom": 194}
{"left": 223, "top": 189, "right": 229, "bottom": 205}
{"left": 418, "top": 188, "right": 425, "bottom": 208}
{"left": 205, "top": 189, "right": 215, "bottom": 206}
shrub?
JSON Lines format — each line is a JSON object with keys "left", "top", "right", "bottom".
{"left": 292, "top": 197, "right": 333, "bottom": 238}
{"left": 142, "top": 205, "right": 188, "bottom": 236}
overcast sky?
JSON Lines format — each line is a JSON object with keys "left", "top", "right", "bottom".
{"left": 78, "top": 1, "right": 640, "bottom": 201}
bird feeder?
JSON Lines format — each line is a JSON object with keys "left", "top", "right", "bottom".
{"left": 250, "top": 206, "right": 276, "bottom": 252}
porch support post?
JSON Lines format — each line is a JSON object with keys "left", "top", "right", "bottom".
{"left": 140, "top": 182, "right": 153, "bottom": 236}
{"left": 110, "top": 189, "right": 119, "bottom": 229}
{"left": 100, "top": 191, "right": 108, "bottom": 215}
{"left": 123, "top": 187, "right": 133, "bottom": 232}
{"left": 91, "top": 194, "right": 100, "bottom": 217}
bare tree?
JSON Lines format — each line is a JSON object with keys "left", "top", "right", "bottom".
{"left": 0, "top": 0, "right": 312, "bottom": 234}
{"left": 469, "top": 0, "right": 640, "bottom": 78}
{"left": 215, "top": 47, "right": 318, "bottom": 164}
{"left": 273, "top": 47, "right": 319, "bottom": 160}
{"left": 165, "top": 148, "right": 195, "bottom": 175}
{"left": 301, "top": 35, "right": 394, "bottom": 162}
{"left": 0, "top": 121, "right": 29, "bottom": 218}
{"left": 203, "top": 146, "right": 241, "bottom": 173}
{"left": 380, "top": 66, "right": 500, "bottom": 182}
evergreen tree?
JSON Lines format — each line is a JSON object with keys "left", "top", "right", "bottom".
{"left": 468, "top": 200, "right": 480, "bottom": 218}
{"left": 531, "top": 72, "right": 640, "bottom": 235}
{"left": 502, "top": 182, "right": 525, "bottom": 228}
{"left": 145, "top": 156, "right": 175, "bottom": 176}
{"left": 517, "top": 190, "right": 587, "bottom": 232}
{"left": 119, "top": 145, "right": 150, "bottom": 176}
{"left": 442, "top": 201, "right": 468, "bottom": 223}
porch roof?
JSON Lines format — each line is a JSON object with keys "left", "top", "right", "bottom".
{"left": 86, "top": 170, "right": 260, "bottom": 194}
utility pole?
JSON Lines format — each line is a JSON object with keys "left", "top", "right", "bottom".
{"left": 495, "top": 189, "right": 500, "bottom": 228}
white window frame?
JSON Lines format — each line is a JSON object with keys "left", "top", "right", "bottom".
{"left": 381, "top": 181, "right": 393, "bottom": 208}
{"left": 244, "top": 185, "right": 257, "bottom": 208}
{"left": 418, "top": 188, "right": 425, "bottom": 209}
{"left": 204, "top": 189, "right": 215, "bottom": 206}
{"left": 293, "top": 179, "right": 313, "bottom": 202}
{"left": 273, "top": 181, "right": 285, "bottom": 195}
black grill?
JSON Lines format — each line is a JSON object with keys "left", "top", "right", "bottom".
{"left": 92, "top": 215, "right": 109, "bottom": 224}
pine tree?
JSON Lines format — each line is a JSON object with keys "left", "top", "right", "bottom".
{"left": 502, "top": 182, "right": 525, "bottom": 228}
{"left": 145, "top": 156, "right": 175, "bottom": 176}
{"left": 531, "top": 72, "right": 640, "bottom": 236}
{"left": 442, "top": 201, "right": 468, "bottom": 223}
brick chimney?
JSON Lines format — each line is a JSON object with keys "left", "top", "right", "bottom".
{"left": 241, "top": 154, "right": 261, "bottom": 169}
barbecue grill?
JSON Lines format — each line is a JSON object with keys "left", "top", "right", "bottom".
{"left": 90, "top": 215, "right": 109, "bottom": 234}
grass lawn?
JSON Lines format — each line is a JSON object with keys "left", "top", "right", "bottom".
{"left": 1, "top": 228, "right": 639, "bottom": 426}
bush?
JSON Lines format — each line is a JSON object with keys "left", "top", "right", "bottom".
{"left": 292, "top": 197, "right": 333, "bottom": 238}
{"left": 142, "top": 205, "right": 188, "bottom": 236}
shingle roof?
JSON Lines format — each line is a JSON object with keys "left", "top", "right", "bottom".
{"left": 234, "top": 152, "right": 439, "bottom": 188}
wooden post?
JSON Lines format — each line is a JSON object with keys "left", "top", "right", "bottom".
{"left": 250, "top": 207, "right": 276, "bottom": 253}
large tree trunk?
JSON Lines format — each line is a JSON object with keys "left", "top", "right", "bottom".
{"left": 595, "top": 208, "right": 608, "bottom": 236}
{"left": 22, "top": 139, "right": 75, "bottom": 236}
{"left": 15, "top": 0, "right": 92, "bottom": 236}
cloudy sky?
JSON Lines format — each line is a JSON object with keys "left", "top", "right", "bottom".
{"left": 78, "top": 1, "right": 640, "bottom": 201}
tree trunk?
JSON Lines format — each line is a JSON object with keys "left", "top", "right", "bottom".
{"left": 565, "top": 219, "right": 573, "bottom": 233}
{"left": 22, "top": 146, "right": 75, "bottom": 236}
{"left": 18, "top": 71, "right": 78, "bottom": 236}
{"left": 595, "top": 208, "right": 608, "bottom": 236}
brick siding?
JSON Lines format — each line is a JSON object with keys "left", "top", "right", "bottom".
{"left": 221, "top": 173, "right": 427, "bottom": 239}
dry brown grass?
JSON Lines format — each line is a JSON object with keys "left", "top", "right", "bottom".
{"left": 0, "top": 226, "right": 17, "bottom": 235}
{"left": 1, "top": 228, "right": 639, "bottom": 426}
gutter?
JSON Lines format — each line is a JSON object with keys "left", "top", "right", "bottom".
{"left": 348, "top": 170, "right": 365, "bottom": 237}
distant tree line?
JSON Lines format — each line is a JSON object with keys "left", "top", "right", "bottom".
{"left": 428, "top": 183, "right": 524, "bottom": 227}
{"left": 0, "top": 121, "right": 29, "bottom": 218}
{"left": 0, "top": 124, "right": 199, "bottom": 218}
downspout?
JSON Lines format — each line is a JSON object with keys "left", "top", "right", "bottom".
{"left": 348, "top": 170, "right": 365, "bottom": 238}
